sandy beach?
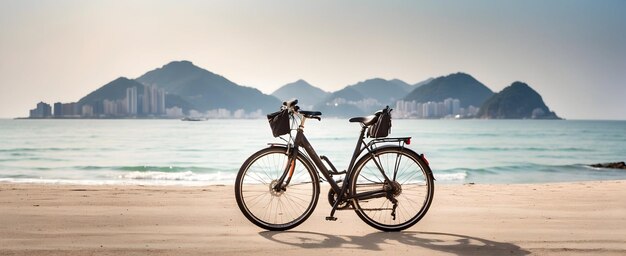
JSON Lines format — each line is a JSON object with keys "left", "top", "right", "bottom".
{"left": 1, "top": 180, "right": 625, "bottom": 256}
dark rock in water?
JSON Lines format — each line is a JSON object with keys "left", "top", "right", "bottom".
{"left": 589, "top": 162, "right": 626, "bottom": 169}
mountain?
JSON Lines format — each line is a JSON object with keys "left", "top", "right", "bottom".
{"left": 136, "top": 61, "right": 281, "bottom": 113}
{"left": 414, "top": 77, "right": 434, "bottom": 87}
{"left": 349, "top": 78, "right": 409, "bottom": 104}
{"left": 404, "top": 73, "right": 494, "bottom": 108}
{"left": 389, "top": 79, "right": 413, "bottom": 92}
{"left": 390, "top": 78, "right": 433, "bottom": 92}
{"left": 271, "top": 79, "right": 329, "bottom": 108}
{"left": 77, "top": 76, "right": 196, "bottom": 114}
{"left": 52, "top": 61, "right": 562, "bottom": 120}
{"left": 325, "top": 86, "right": 366, "bottom": 102}
{"left": 314, "top": 78, "right": 409, "bottom": 117}
{"left": 477, "top": 82, "right": 560, "bottom": 119}
{"left": 78, "top": 77, "right": 143, "bottom": 105}
{"left": 314, "top": 87, "right": 366, "bottom": 117}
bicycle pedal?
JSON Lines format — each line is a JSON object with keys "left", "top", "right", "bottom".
{"left": 325, "top": 216, "right": 337, "bottom": 221}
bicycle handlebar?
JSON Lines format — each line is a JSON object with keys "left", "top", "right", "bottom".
{"left": 282, "top": 98, "right": 322, "bottom": 121}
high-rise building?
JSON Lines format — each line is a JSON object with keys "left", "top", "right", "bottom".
{"left": 443, "top": 98, "right": 453, "bottom": 115}
{"left": 422, "top": 102, "right": 437, "bottom": 118}
{"left": 150, "top": 86, "right": 158, "bottom": 114}
{"left": 103, "top": 99, "right": 115, "bottom": 115}
{"left": 437, "top": 102, "right": 446, "bottom": 117}
{"left": 62, "top": 102, "right": 79, "bottom": 117}
{"left": 395, "top": 98, "right": 462, "bottom": 118}
{"left": 29, "top": 102, "right": 52, "bottom": 118}
{"left": 452, "top": 99, "right": 461, "bottom": 115}
{"left": 54, "top": 102, "right": 63, "bottom": 117}
{"left": 126, "top": 87, "right": 137, "bottom": 115}
{"left": 81, "top": 105, "right": 94, "bottom": 117}
{"left": 395, "top": 101, "right": 405, "bottom": 117}
{"left": 142, "top": 85, "right": 150, "bottom": 115}
{"left": 140, "top": 84, "right": 166, "bottom": 116}
{"left": 116, "top": 99, "right": 126, "bottom": 116}
{"left": 159, "top": 91, "right": 166, "bottom": 114}
{"left": 416, "top": 103, "right": 423, "bottom": 118}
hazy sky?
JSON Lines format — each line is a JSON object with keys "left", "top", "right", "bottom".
{"left": 1, "top": 0, "right": 625, "bottom": 119}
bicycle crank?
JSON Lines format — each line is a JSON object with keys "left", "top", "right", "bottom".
{"left": 327, "top": 187, "right": 350, "bottom": 210}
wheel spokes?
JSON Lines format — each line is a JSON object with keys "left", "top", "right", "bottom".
{"left": 239, "top": 151, "right": 316, "bottom": 228}
{"left": 353, "top": 150, "right": 431, "bottom": 228}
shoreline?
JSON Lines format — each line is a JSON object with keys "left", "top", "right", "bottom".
{"left": 5, "top": 177, "right": 626, "bottom": 187}
{"left": 1, "top": 180, "right": 625, "bottom": 255}
{"left": 2, "top": 176, "right": 626, "bottom": 187}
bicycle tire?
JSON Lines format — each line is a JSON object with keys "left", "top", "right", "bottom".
{"left": 350, "top": 146, "right": 434, "bottom": 232}
{"left": 235, "top": 146, "right": 320, "bottom": 231}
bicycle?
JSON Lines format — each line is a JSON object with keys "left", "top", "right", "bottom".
{"left": 235, "top": 99, "right": 434, "bottom": 232}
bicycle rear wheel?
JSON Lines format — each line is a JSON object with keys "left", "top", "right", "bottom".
{"left": 235, "top": 146, "right": 319, "bottom": 231}
{"left": 350, "top": 146, "right": 434, "bottom": 231}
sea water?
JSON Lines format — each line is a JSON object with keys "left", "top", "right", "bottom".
{"left": 1, "top": 119, "right": 625, "bottom": 185}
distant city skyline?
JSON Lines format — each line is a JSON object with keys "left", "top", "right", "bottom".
{"left": 1, "top": 0, "right": 625, "bottom": 119}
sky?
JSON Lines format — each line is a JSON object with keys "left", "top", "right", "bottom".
{"left": 1, "top": 0, "right": 625, "bottom": 119}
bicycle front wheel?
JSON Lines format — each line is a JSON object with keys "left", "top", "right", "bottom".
{"left": 235, "top": 146, "right": 319, "bottom": 231}
{"left": 350, "top": 146, "right": 434, "bottom": 231}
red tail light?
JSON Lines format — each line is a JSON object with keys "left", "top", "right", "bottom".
{"left": 405, "top": 138, "right": 411, "bottom": 145}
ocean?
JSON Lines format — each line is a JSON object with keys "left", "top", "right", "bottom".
{"left": 1, "top": 119, "right": 625, "bottom": 185}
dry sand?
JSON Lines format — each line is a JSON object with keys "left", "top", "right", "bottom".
{"left": 1, "top": 180, "right": 625, "bottom": 256}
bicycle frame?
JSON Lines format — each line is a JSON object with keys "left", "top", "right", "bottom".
{"left": 274, "top": 112, "right": 412, "bottom": 217}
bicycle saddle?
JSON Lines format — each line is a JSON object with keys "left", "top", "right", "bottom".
{"left": 349, "top": 115, "right": 378, "bottom": 126}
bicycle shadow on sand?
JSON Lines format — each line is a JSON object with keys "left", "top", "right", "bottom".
{"left": 259, "top": 231, "right": 530, "bottom": 256}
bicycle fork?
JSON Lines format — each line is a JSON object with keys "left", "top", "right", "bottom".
{"left": 273, "top": 147, "right": 298, "bottom": 192}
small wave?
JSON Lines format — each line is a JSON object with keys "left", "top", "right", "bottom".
{"left": 434, "top": 172, "right": 467, "bottom": 181}
{"left": 77, "top": 165, "right": 220, "bottom": 173}
{"left": 441, "top": 147, "right": 592, "bottom": 152}
{"left": 117, "top": 170, "right": 235, "bottom": 182}
{"left": 431, "top": 163, "right": 626, "bottom": 184}
{"left": 119, "top": 171, "right": 197, "bottom": 180}
{"left": 0, "top": 170, "right": 237, "bottom": 185}
{"left": 177, "top": 149, "right": 205, "bottom": 152}
{"left": 439, "top": 163, "right": 583, "bottom": 173}
{"left": 0, "top": 157, "right": 66, "bottom": 162}
{"left": 0, "top": 177, "right": 223, "bottom": 186}
{"left": 438, "top": 167, "right": 499, "bottom": 175}
{"left": 0, "top": 147, "right": 88, "bottom": 152}
{"left": 9, "top": 152, "right": 34, "bottom": 157}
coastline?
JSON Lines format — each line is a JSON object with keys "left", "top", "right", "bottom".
{"left": 1, "top": 180, "right": 625, "bottom": 255}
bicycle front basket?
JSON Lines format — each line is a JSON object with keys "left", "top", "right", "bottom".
{"left": 267, "top": 109, "right": 291, "bottom": 137}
